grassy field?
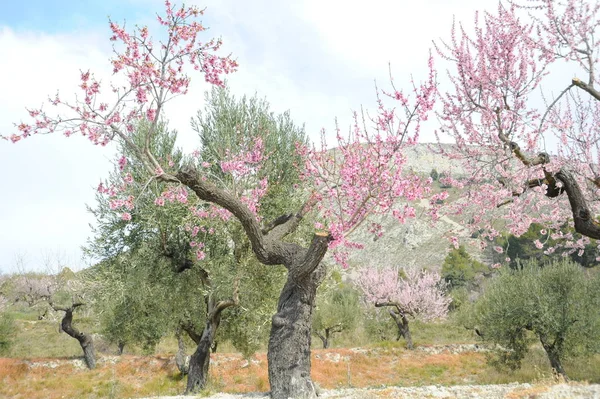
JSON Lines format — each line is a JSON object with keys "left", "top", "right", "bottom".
{"left": 2, "top": 346, "right": 599, "bottom": 399}
{"left": 1, "top": 317, "right": 599, "bottom": 398}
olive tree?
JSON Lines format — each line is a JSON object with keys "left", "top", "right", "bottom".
{"left": 312, "top": 276, "right": 360, "bottom": 349}
{"left": 468, "top": 259, "right": 600, "bottom": 379}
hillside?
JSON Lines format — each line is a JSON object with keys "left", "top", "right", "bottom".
{"left": 329, "top": 143, "right": 479, "bottom": 272}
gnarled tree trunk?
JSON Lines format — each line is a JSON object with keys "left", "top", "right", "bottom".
{"left": 268, "top": 234, "right": 330, "bottom": 399}
{"left": 540, "top": 334, "right": 568, "bottom": 380}
{"left": 375, "top": 302, "right": 414, "bottom": 350}
{"left": 184, "top": 276, "right": 239, "bottom": 394}
{"left": 388, "top": 309, "right": 413, "bottom": 350}
{"left": 185, "top": 317, "right": 219, "bottom": 393}
{"left": 175, "top": 330, "right": 190, "bottom": 375}
{"left": 52, "top": 302, "right": 96, "bottom": 369}
{"left": 177, "top": 165, "right": 331, "bottom": 399}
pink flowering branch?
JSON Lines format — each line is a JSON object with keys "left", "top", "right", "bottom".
{"left": 299, "top": 57, "right": 437, "bottom": 267}
{"left": 435, "top": 0, "right": 600, "bottom": 259}
{"left": 5, "top": 1, "right": 237, "bottom": 179}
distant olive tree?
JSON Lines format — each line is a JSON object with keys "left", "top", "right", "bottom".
{"left": 467, "top": 259, "right": 600, "bottom": 380}
{"left": 312, "top": 277, "right": 360, "bottom": 349}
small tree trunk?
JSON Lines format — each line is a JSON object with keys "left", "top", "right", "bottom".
{"left": 323, "top": 329, "right": 330, "bottom": 349}
{"left": 185, "top": 320, "right": 215, "bottom": 394}
{"left": 117, "top": 341, "right": 125, "bottom": 355}
{"left": 540, "top": 335, "right": 568, "bottom": 380}
{"left": 211, "top": 341, "right": 218, "bottom": 353}
{"left": 389, "top": 309, "right": 414, "bottom": 350}
{"left": 175, "top": 332, "right": 190, "bottom": 375}
{"left": 268, "top": 245, "right": 329, "bottom": 399}
{"left": 56, "top": 305, "right": 96, "bottom": 369}
{"left": 185, "top": 290, "right": 238, "bottom": 394}
{"left": 314, "top": 330, "right": 329, "bottom": 349}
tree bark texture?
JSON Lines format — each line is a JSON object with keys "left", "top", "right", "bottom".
{"left": 175, "top": 331, "right": 190, "bottom": 375}
{"left": 185, "top": 319, "right": 216, "bottom": 393}
{"left": 268, "top": 245, "right": 329, "bottom": 399}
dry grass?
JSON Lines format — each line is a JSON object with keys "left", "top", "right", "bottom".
{"left": 2, "top": 318, "right": 598, "bottom": 398}
{"left": 2, "top": 346, "right": 598, "bottom": 398}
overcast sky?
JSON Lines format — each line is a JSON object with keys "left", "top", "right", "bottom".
{"left": 0, "top": 0, "right": 501, "bottom": 273}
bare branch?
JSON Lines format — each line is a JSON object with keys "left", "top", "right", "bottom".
{"left": 572, "top": 77, "right": 600, "bottom": 101}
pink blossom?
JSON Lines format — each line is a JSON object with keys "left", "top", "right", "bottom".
{"left": 431, "top": 0, "right": 600, "bottom": 257}
{"left": 356, "top": 266, "right": 451, "bottom": 321}
{"left": 5, "top": 1, "right": 236, "bottom": 145}
{"left": 121, "top": 212, "right": 132, "bottom": 221}
{"left": 118, "top": 156, "right": 127, "bottom": 171}
{"left": 450, "top": 236, "right": 459, "bottom": 249}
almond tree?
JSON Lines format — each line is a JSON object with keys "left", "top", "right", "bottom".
{"left": 4, "top": 2, "right": 436, "bottom": 397}
{"left": 434, "top": 0, "right": 600, "bottom": 259}
{"left": 313, "top": 281, "right": 360, "bottom": 349}
{"left": 356, "top": 267, "right": 450, "bottom": 349}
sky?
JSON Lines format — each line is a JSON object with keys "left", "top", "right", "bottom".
{"left": 0, "top": 0, "right": 502, "bottom": 273}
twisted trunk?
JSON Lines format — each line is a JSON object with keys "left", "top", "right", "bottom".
{"left": 177, "top": 165, "right": 330, "bottom": 399}
{"left": 389, "top": 309, "right": 413, "bottom": 350}
{"left": 268, "top": 233, "right": 330, "bottom": 399}
{"left": 185, "top": 281, "right": 239, "bottom": 394}
{"left": 175, "top": 331, "right": 190, "bottom": 375}
{"left": 540, "top": 333, "right": 568, "bottom": 380}
{"left": 185, "top": 319, "right": 218, "bottom": 393}
{"left": 52, "top": 303, "right": 96, "bottom": 369}
{"left": 375, "top": 302, "right": 414, "bottom": 350}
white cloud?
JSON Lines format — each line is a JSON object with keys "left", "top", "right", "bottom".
{"left": 0, "top": 0, "right": 503, "bottom": 272}
{"left": 0, "top": 27, "right": 116, "bottom": 272}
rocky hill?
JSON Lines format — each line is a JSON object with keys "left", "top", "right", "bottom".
{"left": 326, "top": 143, "right": 482, "bottom": 272}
